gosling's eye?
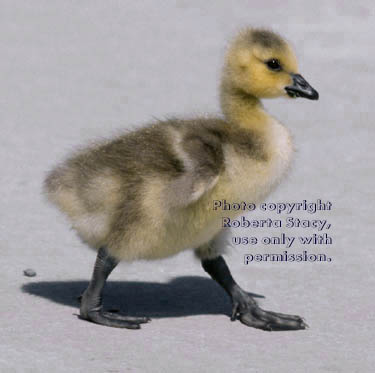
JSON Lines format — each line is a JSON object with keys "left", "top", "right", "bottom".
{"left": 266, "top": 59, "right": 281, "bottom": 71}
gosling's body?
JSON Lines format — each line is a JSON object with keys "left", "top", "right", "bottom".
{"left": 46, "top": 115, "right": 292, "bottom": 261}
{"left": 45, "top": 28, "right": 318, "bottom": 330}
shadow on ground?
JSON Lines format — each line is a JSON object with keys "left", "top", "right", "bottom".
{"left": 22, "top": 276, "right": 264, "bottom": 319}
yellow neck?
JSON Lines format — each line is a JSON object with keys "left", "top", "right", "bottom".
{"left": 220, "top": 84, "right": 270, "bottom": 132}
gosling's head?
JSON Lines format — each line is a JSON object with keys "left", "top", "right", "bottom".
{"left": 222, "top": 28, "right": 318, "bottom": 100}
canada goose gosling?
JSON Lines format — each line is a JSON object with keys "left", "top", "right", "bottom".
{"left": 44, "top": 28, "right": 318, "bottom": 330}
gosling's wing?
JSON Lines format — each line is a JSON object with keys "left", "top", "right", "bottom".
{"left": 166, "top": 123, "right": 225, "bottom": 207}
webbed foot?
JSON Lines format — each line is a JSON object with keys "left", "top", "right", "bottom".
{"left": 231, "top": 288, "right": 307, "bottom": 331}
{"left": 80, "top": 305, "right": 151, "bottom": 329}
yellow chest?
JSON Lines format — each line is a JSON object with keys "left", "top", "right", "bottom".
{"left": 212, "top": 118, "right": 293, "bottom": 205}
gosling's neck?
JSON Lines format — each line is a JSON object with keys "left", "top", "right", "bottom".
{"left": 220, "top": 82, "right": 270, "bottom": 132}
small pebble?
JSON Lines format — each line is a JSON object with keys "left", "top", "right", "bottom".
{"left": 23, "top": 268, "right": 37, "bottom": 277}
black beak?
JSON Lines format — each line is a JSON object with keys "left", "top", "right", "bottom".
{"left": 285, "top": 74, "right": 319, "bottom": 100}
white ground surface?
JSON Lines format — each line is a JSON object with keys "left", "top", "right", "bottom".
{"left": 1, "top": 1, "right": 374, "bottom": 372}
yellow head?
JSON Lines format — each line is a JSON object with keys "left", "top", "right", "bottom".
{"left": 222, "top": 28, "right": 318, "bottom": 100}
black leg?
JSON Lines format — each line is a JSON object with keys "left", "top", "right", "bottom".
{"left": 201, "top": 256, "right": 307, "bottom": 331}
{"left": 79, "top": 247, "right": 151, "bottom": 329}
